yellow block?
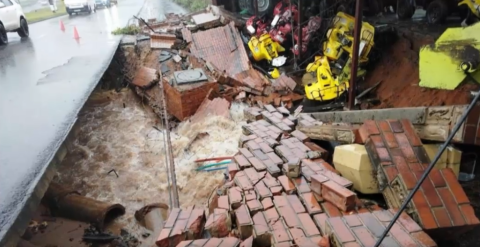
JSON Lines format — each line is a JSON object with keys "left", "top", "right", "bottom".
{"left": 423, "top": 144, "right": 462, "bottom": 178}
{"left": 333, "top": 144, "right": 379, "bottom": 194}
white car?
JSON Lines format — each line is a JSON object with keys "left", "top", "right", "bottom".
{"left": 0, "top": 0, "right": 29, "bottom": 45}
{"left": 64, "top": 0, "right": 96, "bottom": 16}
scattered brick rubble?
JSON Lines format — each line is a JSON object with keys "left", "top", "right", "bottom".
{"left": 153, "top": 105, "right": 470, "bottom": 247}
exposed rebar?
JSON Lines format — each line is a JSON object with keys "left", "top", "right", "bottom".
{"left": 347, "top": 0, "right": 363, "bottom": 110}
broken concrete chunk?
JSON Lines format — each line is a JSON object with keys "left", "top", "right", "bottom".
{"left": 284, "top": 158, "right": 301, "bottom": 178}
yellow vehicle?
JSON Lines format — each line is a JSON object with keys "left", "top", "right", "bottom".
{"left": 419, "top": 22, "right": 480, "bottom": 90}
{"left": 302, "top": 12, "right": 376, "bottom": 103}
{"left": 247, "top": 33, "right": 286, "bottom": 79}
{"left": 303, "top": 56, "right": 349, "bottom": 101}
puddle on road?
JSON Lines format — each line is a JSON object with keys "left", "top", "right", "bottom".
{"left": 55, "top": 88, "right": 247, "bottom": 235}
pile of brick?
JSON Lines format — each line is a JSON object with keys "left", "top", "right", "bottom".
{"left": 156, "top": 105, "right": 444, "bottom": 247}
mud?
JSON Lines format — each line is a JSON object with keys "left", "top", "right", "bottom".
{"left": 54, "top": 89, "right": 247, "bottom": 238}
{"left": 363, "top": 30, "right": 479, "bottom": 109}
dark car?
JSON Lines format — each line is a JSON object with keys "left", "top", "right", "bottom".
{"left": 94, "top": 0, "right": 112, "bottom": 9}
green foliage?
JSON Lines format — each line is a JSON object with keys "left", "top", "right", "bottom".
{"left": 174, "top": 0, "right": 208, "bottom": 12}
{"left": 111, "top": 25, "right": 141, "bottom": 35}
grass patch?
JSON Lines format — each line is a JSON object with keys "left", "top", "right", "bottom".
{"left": 173, "top": 0, "right": 208, "bottom": 12}
{"left": 111, "top": 25, "right": 141, "bottom": 35}
{"left": 25, "top": 2, "right": 67, "bottom": 23}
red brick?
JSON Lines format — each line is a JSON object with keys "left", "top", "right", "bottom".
{"left": 377, "top": 147, "right": 392, "bottom": 162}
{"left": 255, "top": 180, "right": 272, "bottom": 199}
{"left": 358, "top": 212, "right": 386, "bottom": 237}
{"left": 247, "top": 200, "right": 263, "bottom": 214}
{"left": 327, "top": 217, "right": 356, "bottom": 243}
{"left": 382, "top": 131, "right": 398, "bottom": 148}
{"left": 322, "top": 201, "right": 342, "bottom": 217}
{"left": 417, "top": 207, "right": 438, "bottom": 230}
{"left": 235, "top": 174, "right": 254, "bottom": 191}
{"left": 432, "top": 207, "right": 453, "bottom": 227}
{"left": 322, "top": 170, "right": 353, "bottom": 189}
{"left": 271, "top": 223, "right": 291, "bottom": 243}
{"left": 245, "top": 141, "right": 261, "bottom": 151}
{"left": 278, "top": 176, "right": 296, "bottom": 194}
{"left": 164, "top": 208, "right": 181, "bottom": 228}
{"left": 370, "top": 135, "right": 385, "bottom": 148}
{"left": 400, "top": 119, "right": 423, "bottom": 147}
{"left": 253, "top": 150, "right": 270, "bottom": 161}
{"left": 387, "top": 221, "right": 419, "bottom": 247}
{"left": 234, "top": 155, "right": 251, "bottom": 168}
{"left": 401, "top": 146, "right": 419, "bottom": 163}
{"left": 459, "top": 204, "right": 480, "bottom": 225}
{"left": 264, "top": 207, "right": 280, "bottom": 222}
{"left": 259, "top": 142, "right": 274, "bottom": 154}
{"left": 263, "top": 176, "right": 280, "bottom": 187}
{"left": 313, "top": 213, "right": 329, "bottom": 235}
{"left": 244, "top": 190, "right": 257, "bottom": 201}
{"left": 412, "top": 171, "right": 443, "bottom": 207}
{"left": 286, "top": 195, "right": 306, "bottom": 214}
{"left": 239, "top": 148, "right": 254, "bottom": 158}
{"left": 441, "top": 168, "right": 470, "bottom": 204}
{"left": 391, "top": 155, "right": 410, "bottom": 173}
{"left": 235, "top": 205, "right": 253, "bottom": 239}
{"left": 270, "top": 186, "right": 283, "bottom": 196}
{"left": 156, "top": 228, "right": 171, "bottom": 247}
{"left": 409, "top": 162, "right": 425, "bottom": 172}
{"left": 321, "top": 181, "right": 356, "bottom": 212}
{"left": 429, "top": 169, "right": 447, "bottom": 188}
{"left": 343, "top": 214, "right": 362, "bottom": 227}
{"left": 395, "top": 133, "right": 411, "bottom": 149}
{"left": 218, "top": 196, "right": 229, "bottom": 210}
{"left": 399, "top": 170, "right": 418, "bottom": 190}
{"left": 291, "top": 130, "right": 310, "bottom": 142}
{"left": 352, "top": 227, "right": 378, "bottom": 247}
{"left": 310, "top": 174, "right": 329, "bottom": 195}
{"left": 248, "top": 157, "right": 266, "bottom": 171}
{"left": 364, "top": 120, "right": 381, "bottom": 135}
{"left": 266, "top": 152, "right": 283, "bottom": 166}
{"left": 262, "top": 198, "right": 274, "bottom": 210}
{"left": 228, "top": 162, "right": 240, "bottom": 180}
{"left": 293, "top": 177, "right": 311, "bottom": 194}
{"left": 343, "top": 243, "right": 362, "bottom": 247}
{"left": 297, "top": 213, "right": 321, "bottom": 237}
{"left": 229, "top": 187, "right": 243, "bottom": 209}
{"left": 300, "top": 192, "right": 323, "bottom": 215}
{"left": 377, "top": 120, "right": 392, "bottom": 133}
{"left": 389, "top": 209, "right": 422, "bottom": 233}
{"left": 278, "top": 205, "right": 301, "bottom": 228}
{"left": 437, "top": 187, "right": 466, "bottom": 226}
{"left": 387, "top": 119, "right": 404, "bottom": 133}
{"left": 411, "top": 231, "right": 437, "bottom": 247}
{"left": 383, "top": 165, "right": 399, "bottom": 182}
{"left": 289, "top": 228, "right": 306, "bottom": 243}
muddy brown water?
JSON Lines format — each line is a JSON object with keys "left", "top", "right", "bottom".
{"left": 53, "top": 89, "right": 247, "bottom": 238}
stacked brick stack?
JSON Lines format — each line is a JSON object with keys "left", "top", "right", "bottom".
{"left": 156, "top": 106, "right": 437, "bottom": 247}
{"left": 359, "top": 119, "right": 480, "bottom": 236}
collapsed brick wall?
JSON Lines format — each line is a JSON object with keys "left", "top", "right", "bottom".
{"left": 157, "top": 105, "right": 439, "bottom": 247}
{"left": 359, "top": 119, "right": 480, "bottom": 235}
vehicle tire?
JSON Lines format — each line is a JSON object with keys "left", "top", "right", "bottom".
{"left": 68, "top": 11, "right": 73, "bottom": 16}
{"left": 247, "top": 0, "right": 275, "bottom": 17}
{"left": 17, "top": 18, "right": 29, "bottom": 38}
{"left": 0, "top": 23, "right": 8, "bottom": 45}
{"left": 396, "top": 0, "right": 415, "bottom": 20}
{"left": 426, "top": 0, "right": 448, "bottom": 24}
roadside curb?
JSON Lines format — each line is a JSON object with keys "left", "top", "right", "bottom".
{"left": 27, "top": 13, "right": 67, "bottom": 24}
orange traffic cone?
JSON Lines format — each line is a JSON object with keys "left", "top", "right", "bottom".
{"left": 73, "top": 26, "right": 80, "bottom": 40}
{"left": 60, "top": 20, "right": 65, "bottom": 32}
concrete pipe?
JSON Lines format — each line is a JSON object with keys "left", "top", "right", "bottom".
{"left": 43, "top": 182, "right": 126, "bottom": 229}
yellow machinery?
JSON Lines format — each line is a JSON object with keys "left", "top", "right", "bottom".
{"left": 419, "top": 22, "right": 480, "bottom": 90}
{"left": 459, "top": 0, "right": 480, "bottom": 20}
{"left": 303, "top": 12, "right": 376, "bottom": 102}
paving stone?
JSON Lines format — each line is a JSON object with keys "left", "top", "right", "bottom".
{"left": 247, "top": 200, "right": 263, "bottom": 215}
{"left": 262, "top": 197, "right": 274, "bottom": 210}
{"left": 300, "top": 192, "right": 323, "bottom": 215}
{"left": 278, "top": 175, "right": 296, "bottom": 195}
{"left": 229, "top": 187, "right": 243, "bottom": 210}
{"left": 310, "top": 174, "right": 329, "bottom": 196}
{"left": 205, "top": 209, "right": 232, "bottom": 238}
{"left": 291, "top": 130, "right": 311, "bottom": 143}
{"left": 235, "top": 205, "right": 253, "bottom": 240}
{"left": 293, "top": 176, "right": 311, "bottom": 194}
{"left": 254, "top": 180, "right": 272, "bottom": 199}
{"left": 234, "top": 155, "right": 251, "bottom": 169}
{"left": 252, "top": 212, "right": 272, "bottom": 246}
{"left": 321, "top": 181, "right": 357, "bottom": 212}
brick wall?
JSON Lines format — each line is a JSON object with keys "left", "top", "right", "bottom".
{"left": 360, "top": 119, "right": 480, "bottom": 235}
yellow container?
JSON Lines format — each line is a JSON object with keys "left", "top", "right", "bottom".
{"left": 333, "top": 144, "right": 379, "bottom": 194}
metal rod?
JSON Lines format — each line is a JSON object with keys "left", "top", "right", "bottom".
{"left": 374, "top": 86, "right": 480, "bottom": 246}
{"left": 347, "top": 0, "right": 363, "bottom": 110}
{"left": 254, "top": 0, "right": 259, "bottom": 16}
{"left": 297, "top": 0, "right": 303, "bottom": 61}
{"left": 159, "top": 74, "right": 180, "bottom": 208}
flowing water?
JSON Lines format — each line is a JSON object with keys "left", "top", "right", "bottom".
{"left": 55, "top": 89, "right": 248, "bottom": 235}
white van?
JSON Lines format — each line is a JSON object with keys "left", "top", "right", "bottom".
{"left": 64, "top": 0, "right": 95, "bottom": 15}
{"left": 0, "top": 0, "right": 29, "bottom": 45}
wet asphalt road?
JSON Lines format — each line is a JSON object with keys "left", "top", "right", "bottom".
{"left": 0, "top": 0, "right": 184, "bottom": 245}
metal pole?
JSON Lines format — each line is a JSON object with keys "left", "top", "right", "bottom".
{"left": 348, "top": 0, "right": 363, "bottom": 110}
{"left": 297, "top": 0, "right": 303, "bottom": 61}
{"left": 374, "top": 86, "right": 480, "bottom": 247}
{"left": 254, "top": 0, "right": 259, "bottom": 16}
{"left": 159, "top": 74, "right": 180, "bottom": 208}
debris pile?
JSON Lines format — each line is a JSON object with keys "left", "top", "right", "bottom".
{"left": 152, "top": 103, "right": 480, "bottom": 247}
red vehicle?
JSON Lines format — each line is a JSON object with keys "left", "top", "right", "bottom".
{"left": 292, "top": 16, "right": 323, "bottom": 56}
